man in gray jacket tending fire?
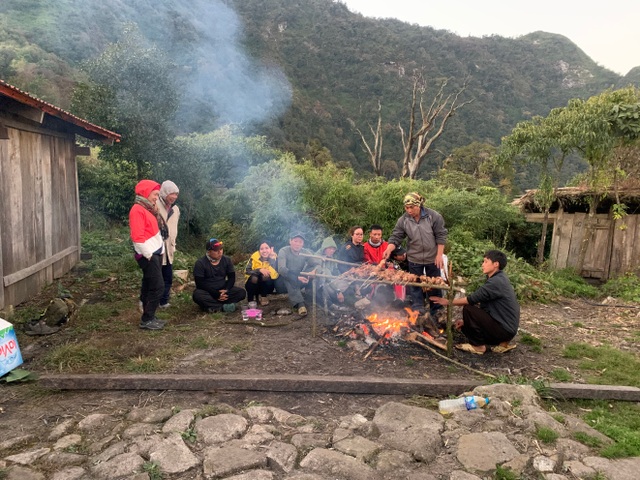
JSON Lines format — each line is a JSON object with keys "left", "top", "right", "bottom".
{"left": 381, "top": 192, "right": 447, "bottom": 319}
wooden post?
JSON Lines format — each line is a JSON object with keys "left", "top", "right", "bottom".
{"left": 322, "top": 258, "right": 329, "bottom": 315}
{"left": 446, "top": 261, "right": 454, "bottom": 357}
{"left": 312, "top": 275, "right": 317, "bottom": 337}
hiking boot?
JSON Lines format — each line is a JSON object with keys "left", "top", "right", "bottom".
{"left": 139, "top": 319, "right": 164, "bottom": 330}
{"left": 158, "top": 303, "right": 171, "bottom": 309}
{"left": 222, "top": 303, "right": 236, "bottom": 313}
{"left": 298, "top": 306, "right": 308, "bottom": 316}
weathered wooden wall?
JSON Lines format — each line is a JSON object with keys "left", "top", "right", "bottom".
{"left": 549, "top": 208, "right": 640, "bottom": 279}
{"left": 0, "top": 123, "right": 80, "bottom": 309}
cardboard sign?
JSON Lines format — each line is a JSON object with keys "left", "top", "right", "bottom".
{"left": 0, "top": 318, "right": 23, "bottom": 377}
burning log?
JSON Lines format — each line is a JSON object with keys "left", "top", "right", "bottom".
{"left": 363, "top": 334, "right": 387, "bottom": 360}
{"left": 404, "top": 331, "right": 447, "bottom": 351}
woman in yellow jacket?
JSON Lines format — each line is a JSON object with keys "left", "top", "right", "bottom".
{"left": 245, "top": 241, "right": 279, "bottom": 306}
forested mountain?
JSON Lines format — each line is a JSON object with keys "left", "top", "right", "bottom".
{"left": 1, "top": 0, "right": 637, "bottom": 187}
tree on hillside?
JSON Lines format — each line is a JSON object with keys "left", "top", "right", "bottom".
{"left": 607, "top": 98, "right": 640, "bottom": 217}
{"left": 498, "top": 86, "right": 640, "bottom": 270}
{"left": 354, "top": 100, "right": 383, "bottom": 176}
{"left": 399, "top": 73, "right": 473, "bottom": 179}
{"left": 71, "top": 24, "right": 179, "bottom": 179}
{"left": 564, "top": 88, "right": 640, "bottom": 272}
{"left": 440, "top": 141, "right": 514, "bottom": 193}
{"left": 497, "top": 109, "right": 573, "bottom": 265}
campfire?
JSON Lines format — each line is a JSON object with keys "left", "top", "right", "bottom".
{"left": 331, "top": 306, "right": 448, "bottom": 360}
{"left": 365, "top": 307, "right": 420, "bottom": 340}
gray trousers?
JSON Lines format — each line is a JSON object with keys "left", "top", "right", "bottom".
{"left": 282, "top": 276, "right": 313, "bottom": 307}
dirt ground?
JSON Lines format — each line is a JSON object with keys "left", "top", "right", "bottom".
{"left": 2, "top": 271, "right": 639, "bottom": 441}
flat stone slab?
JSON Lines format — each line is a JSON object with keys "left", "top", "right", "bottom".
{"left": 457, "top": 432, "right": 520, "bottom": 472}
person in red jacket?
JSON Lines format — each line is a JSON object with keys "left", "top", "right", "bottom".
{"left": 129, "top": 180, "right": 167, "bottom": 330}
{"left": 363, "top": 224, "right": 388, "bottom": 264}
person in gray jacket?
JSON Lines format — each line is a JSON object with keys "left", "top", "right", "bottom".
{"left": 430, "top": 250, "right": 520, "bottom": 354}
{"left": 277, "top": 232, "right": 319, "bottom": 316}
{"left": 382, "top": 192, "right": 447, "bottom": 317}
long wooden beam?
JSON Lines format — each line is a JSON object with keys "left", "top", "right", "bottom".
{"left": 37, "top": 375, "right": 640, "bottom": 401}
{"left": 3, "top": 246, "right": 78, "bottom": 287}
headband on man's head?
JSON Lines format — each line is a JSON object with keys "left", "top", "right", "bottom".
{"left": 403, "top": 192, "right": 424, "bottom": 207}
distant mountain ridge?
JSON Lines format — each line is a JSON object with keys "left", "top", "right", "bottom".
{"left": 1, "top": 0, "right": 637, "bottom": 186}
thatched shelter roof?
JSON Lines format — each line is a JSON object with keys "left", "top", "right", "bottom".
{"left": 513, "top": 187, "right": 640, "bottom": 213}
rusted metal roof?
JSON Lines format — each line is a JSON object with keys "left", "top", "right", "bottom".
{"left": 0, "top": 79, "right": 121, "bottom": 143}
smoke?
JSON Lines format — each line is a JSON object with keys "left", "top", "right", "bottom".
{"left": 49, "top": 0, "right": 292, "bottom": 131}
{"left": 138, "top": 0, "right": 293, "bottom": 130}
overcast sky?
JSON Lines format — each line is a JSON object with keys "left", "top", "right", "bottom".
{"left": 341, "top": 0, "right": 639, "bottom": 75}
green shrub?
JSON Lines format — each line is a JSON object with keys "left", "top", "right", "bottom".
{"left": 546, "top": 268, "right": 598, "bottom": 298}
{"left": 601, "top": 273, "right": 640, "bottom": 302}
{"left": 78, "top": 155, "right": 137, "bottom": 224}
{"left": 536, "top": 425, "right": 559, "bottom": 444}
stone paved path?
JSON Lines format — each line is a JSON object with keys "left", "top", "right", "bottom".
{"left": 1, "top": 384, "right": 638, "bottom": 479}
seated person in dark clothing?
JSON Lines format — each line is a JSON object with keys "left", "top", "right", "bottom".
{"left": 390, "top": 246, "right": 409, "bottom": 272}
{"left": 430, "top": 250, "right": 520, "bottom": 355}
{"left": 192, "top": 238, "right": 246, "bottom": 313}
{"left": 336, "top": 226, "right": 365, "bottom": 273}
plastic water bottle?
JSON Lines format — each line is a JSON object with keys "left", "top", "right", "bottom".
{"left": 438, "top": 395, "right": 489, "bottom": 414}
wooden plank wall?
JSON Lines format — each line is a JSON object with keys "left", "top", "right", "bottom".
{"left": 1, "top": 125, "right": 80, "bottom": 309}
{"left": 550, "top": 211, "right": 640, "bottom": 279}
{"left": 610, "top": 215, "right": 640, "bottom": 276}
{"left": 0, "top": 136, "right": 6, "bottom": 309}
{"left": 582, "top": 215, "right": 612, "bottom": 279}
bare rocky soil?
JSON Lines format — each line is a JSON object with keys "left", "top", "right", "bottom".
{"left": 1, "top": 271, "right": 639, "bottom": 478}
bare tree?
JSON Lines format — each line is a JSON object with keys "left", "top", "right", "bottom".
{"left": 355, "top": 100, "right": 384, "bottom": 176}
{"left": 399, "top": 73, "right": 473, "bottom": 179}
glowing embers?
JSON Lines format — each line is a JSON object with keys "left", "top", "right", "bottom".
{"left": 364, "top": 307, "right": 420, "bottom": 341}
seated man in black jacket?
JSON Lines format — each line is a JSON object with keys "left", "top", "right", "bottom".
{"left": 192, "top": 238, "right": 246, "bottom": 313}
{"left": 430, "top": 250, "right": 519, "bottom": 354}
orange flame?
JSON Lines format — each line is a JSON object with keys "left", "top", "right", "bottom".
{"left": 365, "top": 308, "right": 421, "bottom": 339}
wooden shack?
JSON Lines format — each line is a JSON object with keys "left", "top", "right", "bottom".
{"left": 514, "top": 187, "right": 640, "bottom": 280}
{"left": 0, "top": 80, "right": 120, "bottom": 310}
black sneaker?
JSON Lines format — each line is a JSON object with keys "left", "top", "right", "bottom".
{"left": 139, "top": 319, "right": 164, "bottom": 330}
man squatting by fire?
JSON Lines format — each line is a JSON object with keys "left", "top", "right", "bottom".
{"left": 430, "top": 250, "right": 520, "bottom": 354}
